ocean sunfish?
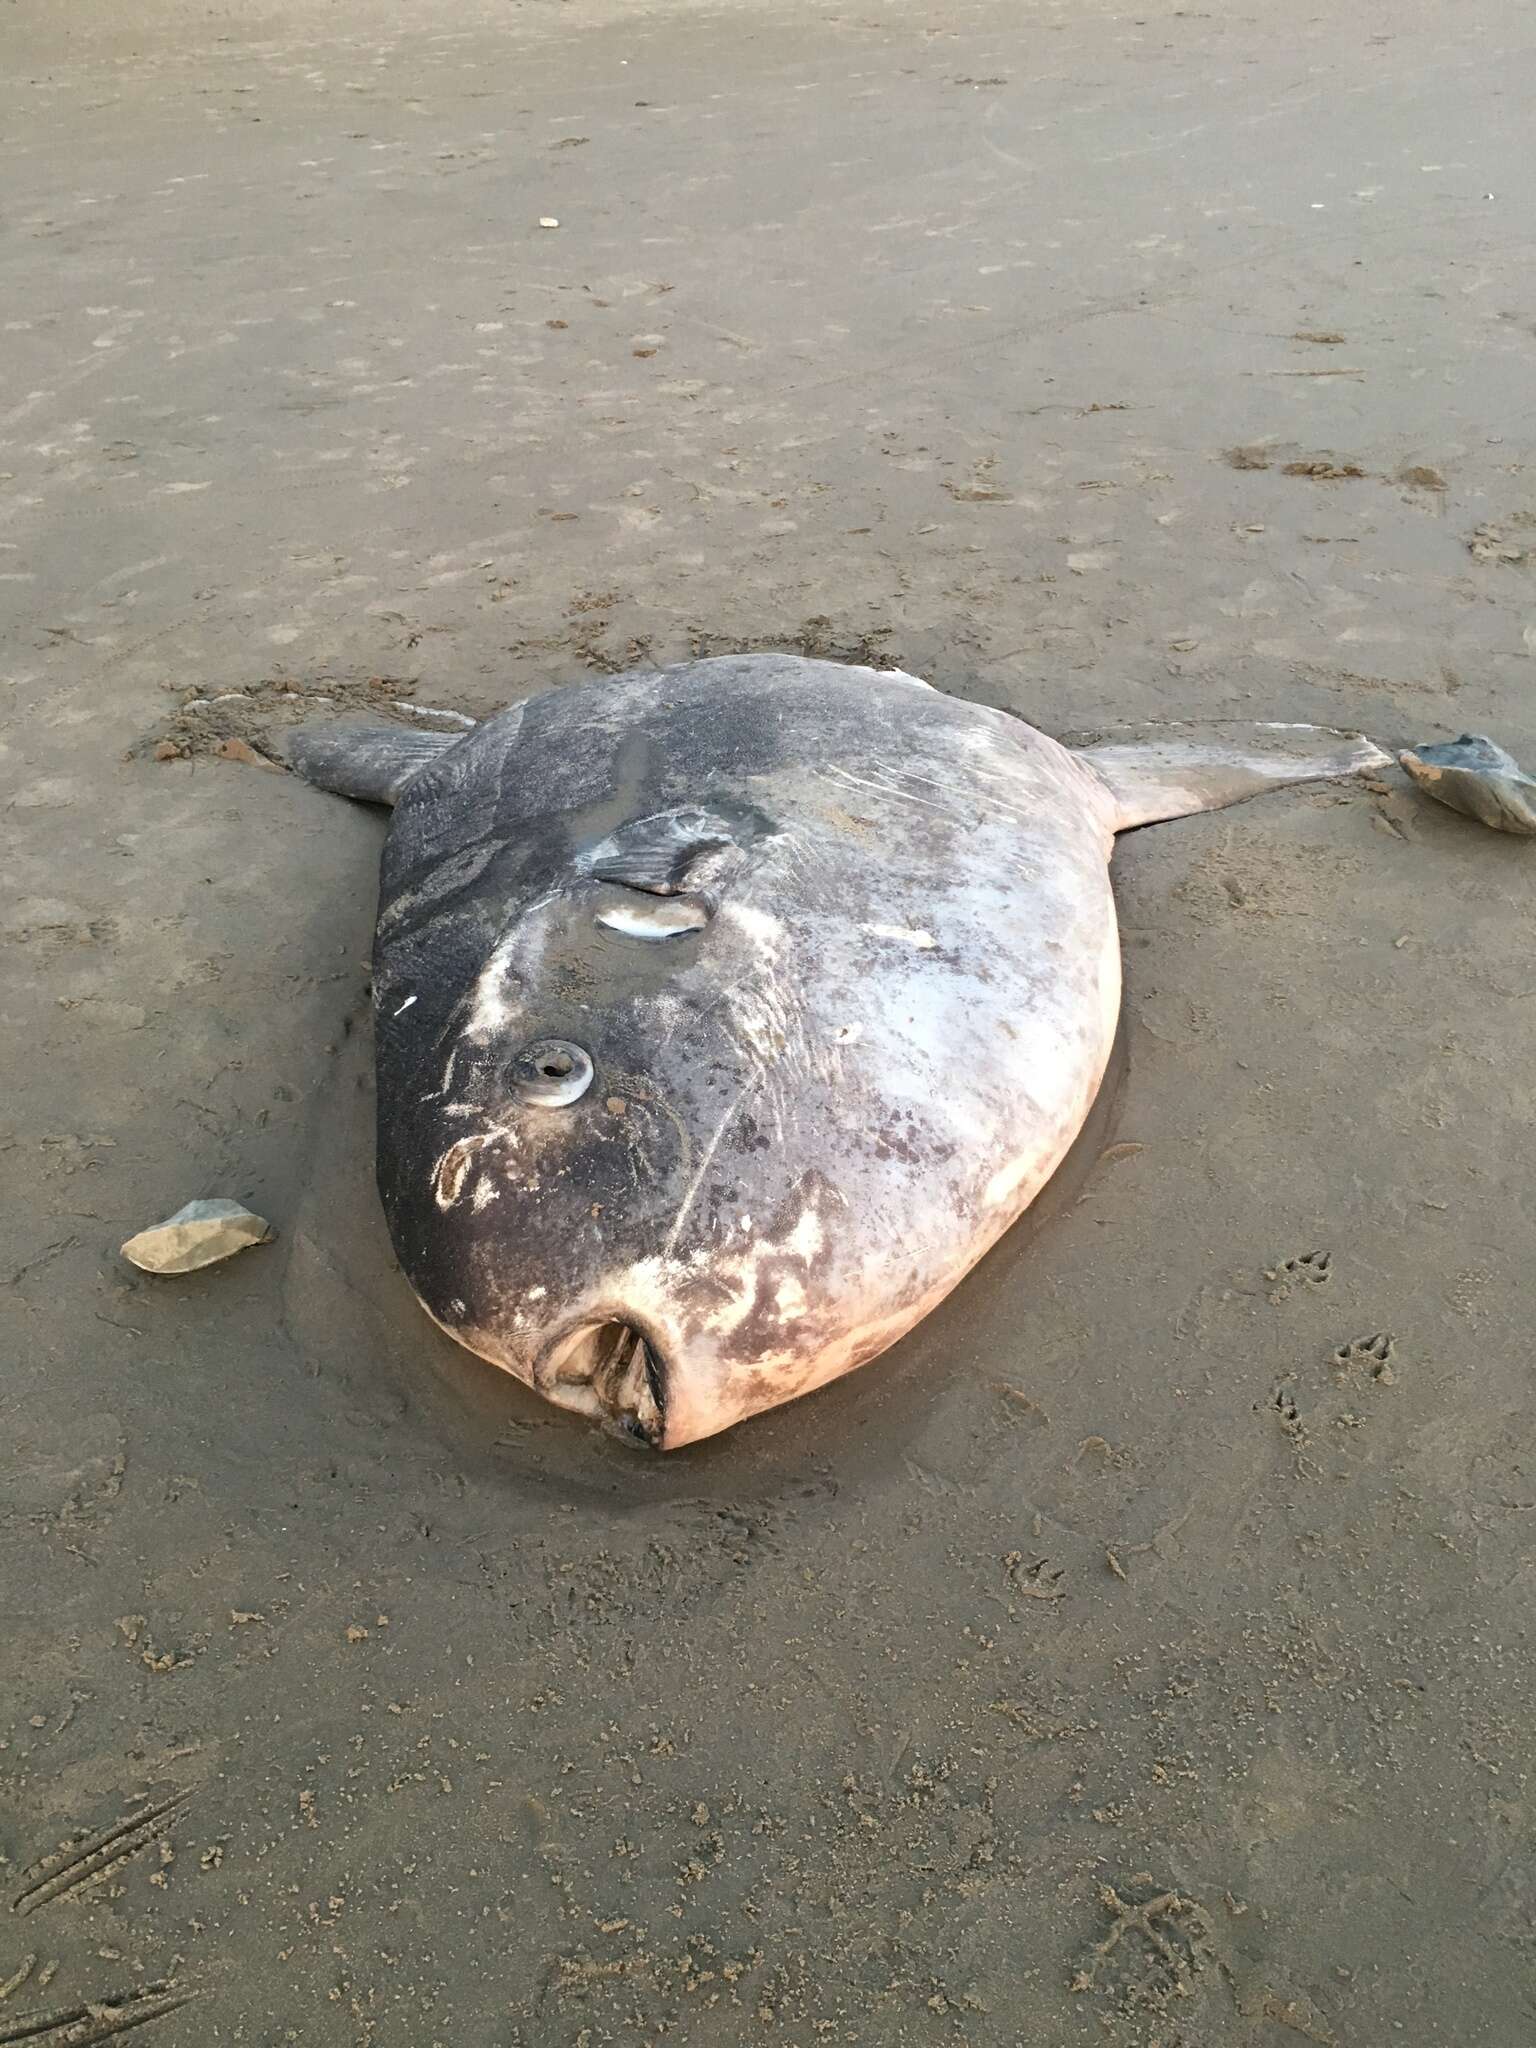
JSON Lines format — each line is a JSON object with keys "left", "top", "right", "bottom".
{"left": 273, "top": 654, "right": 1390, "bottom": 1449}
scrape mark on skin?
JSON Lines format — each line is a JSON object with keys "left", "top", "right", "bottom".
{"left": 434, "top": 1134, "right": 492, "bottom": 1211}
{"left": 663, "top": 1072, "right": 762, "bottom": 1258}
{"left": 823, "top": 762, "right": 959, "bottom": 818}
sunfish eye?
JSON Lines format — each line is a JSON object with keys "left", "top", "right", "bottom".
{"left": 511, "top": 1038, "right": 593, "bottom": 1108}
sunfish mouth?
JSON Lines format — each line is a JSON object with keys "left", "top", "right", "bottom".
{"left": 537, "top": 1319, "right": 666, "bottom": 1449}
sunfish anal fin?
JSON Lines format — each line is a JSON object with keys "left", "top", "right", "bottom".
{"left": 1071, "top": 721, "right": 1391, "bottom": 834}
{"left": 282, "top": 722, "right": 469, "bottom": 807}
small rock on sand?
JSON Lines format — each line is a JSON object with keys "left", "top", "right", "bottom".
{"left": 121, "top": 1198, "right": 276, "bottom": 1274}
{"left": 215, "top": 737, "right": 283, "bottom": 770}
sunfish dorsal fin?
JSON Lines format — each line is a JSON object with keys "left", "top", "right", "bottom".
{"left": 1071, "top": 721, "right": 1391, "bottom": 833}
{"left": 283, "top": 721, "right": 470, "bottom": 806}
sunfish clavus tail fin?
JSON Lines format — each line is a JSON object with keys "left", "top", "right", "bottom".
{"left": 1071, "top": 721, "right": 1391, "bottom": 834}
{"left": 282, "top": 721, "right": 469, "bottom": 806}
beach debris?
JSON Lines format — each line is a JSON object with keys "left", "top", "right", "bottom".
{"left": 121, "top": 1199, "right": 276, "bottom": 1274}
{"left": 1400, "top": 733, "right": 1536, "bottom": 835}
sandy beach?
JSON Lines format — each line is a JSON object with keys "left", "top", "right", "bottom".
{"left": 3, "top": 0, "right": 1534, "bottom": 2038}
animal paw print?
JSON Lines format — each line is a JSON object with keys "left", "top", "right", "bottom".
{"left": 1333, "top": 1332, "right": 1396, "bottom": 1385}
{"left": 1264, "top": 1378, "right": 1317, "bottom": 1471}
{"left": 1264, "top": 1248, "right": 1332, "bottom": 1303}
{"left": 1284, "top": 1250, "right": 1331, "bottom": 1285}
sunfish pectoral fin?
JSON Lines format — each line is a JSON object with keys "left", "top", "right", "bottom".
{"left": 582, "top": 806, "right": 746, "bottom": 894}
{"left": 281, "top": 721, "right": 469, "bottom": 806}
{"left": 1070, "top": 721, "right": 1391, "bottom": 833}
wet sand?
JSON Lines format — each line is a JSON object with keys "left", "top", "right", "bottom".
{"left": 3, "top": 0, "right": 1534, "bottom": 2039}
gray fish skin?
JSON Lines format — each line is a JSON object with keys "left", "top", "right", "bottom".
{"left": 285, "top": 655, "right": 1388, "bottom": 1448}
{"left": 372, "top": 656, "right": 1120, "bottom": 1448}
